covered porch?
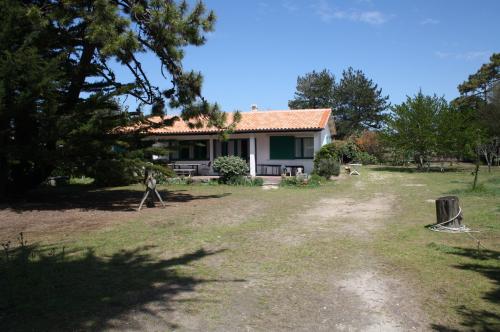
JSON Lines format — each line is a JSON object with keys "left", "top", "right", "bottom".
{"left": 148, "top": 131, "right": 322, "bottom": 177}
{"left": 151, "top": 135, "right": 258, "bottom": 176}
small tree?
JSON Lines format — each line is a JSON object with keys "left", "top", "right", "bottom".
{"left": 355, "top": 130, "right": 383, "bottom": 159}
{"left": 384, "top": 92, "right": 453, "bottom": 168}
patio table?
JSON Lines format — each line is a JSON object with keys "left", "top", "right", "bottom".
{"left": 348, "top": 163, "right": 362, "bottom": 176}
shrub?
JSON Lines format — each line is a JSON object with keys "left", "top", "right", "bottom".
{"left": 308, "top": 174, "right": 324, "bottom": 186}
{"left": 355, "top": 151, "right": 378, "bottom": 165}
{"left": 93, "top": 159, "right": 143, "bottom": 187}
{"left": 313, "top": 156, "right": 340, "bottom": 178}
{"left": 93, "top": 159, "right": 174, "bottom": 187}
{"left": 226, "top": 176, "right": 264, "bottom": 186}
{"left": 250, "top": 177, "right": 264, "bottom": 186}
{"left": 212, "top": 156, "right": 249, "bottom": 183}
{"left": 280, "top": 174, "right": 321, "bottom": 187}
{"left": 355, "top": 130, "right": 383, "bottom": 157}
{"left": 147, "top": 164, "right": 176, "bottom": 184}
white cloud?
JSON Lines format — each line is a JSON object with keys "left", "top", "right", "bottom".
{"left": 434, "top": 51, "right": 490, "bottom": 61}
{"left": 313, "top": 0, "right": 390, "bottom": 25}
{"left": 420, "top": 18, "right": 440, "bottom": 25}
{"left": 358, "top": 11, "right": 388, "bottom": 25}
{"left": 282, "top": 0, "right": 299, "bottom": 12}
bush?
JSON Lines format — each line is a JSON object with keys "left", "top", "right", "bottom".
{"left": 93, "top": 159, "right": 174, "bottom": 187}
{"left": 355, "top": 151, "right": 378, "bottom": 165}
{"left": 313, "top": 156, "right": 340, "bottom": 178}
{"left": 212, "top": 156, "right": 249, "bottom": 183}
{"left": 308, "top": 174, "right": 324, "bottom": 186}
{"left": 147, "top": 164, "right": 176, "bottom": 184}
{"left": 93, "top": 159, "right": 143, "bottom": 187}
{"left": 280, "top": 174, "right": 321, "bottom": 187}
{"left": 226, "top": 176, "right": 264, "bottom": 186}
{"left": 355, "top": 130, "right": 383, "bottom": 158}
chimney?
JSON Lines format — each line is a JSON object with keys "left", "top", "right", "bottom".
{"left": 250, "top": 104, "right": 258, "bottom": 112}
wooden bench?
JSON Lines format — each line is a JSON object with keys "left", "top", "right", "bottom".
{"left": 173, "top": 168, "right": 195, "bottom": 177}
{"left": 257, "top": 164, "right": 281, "bottom": 176}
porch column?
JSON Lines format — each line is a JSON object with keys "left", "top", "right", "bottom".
{"left": 209, "top": 137, "right": 214, "bottom": 174}
{"left": 314, "top": 132, "right": 321, "bottom": 152}
{"left": 249, "top": 136, "right": 256, "bottom": 177}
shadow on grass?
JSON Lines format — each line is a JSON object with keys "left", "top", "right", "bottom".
{"left": 1, "top": 185, "right": 231, "bottom": 212}
{"left": 0, "top": 243, "right": 241, "bottom": 331}
{"left": 429, "top": 245, "right": 500, "bottom": 331}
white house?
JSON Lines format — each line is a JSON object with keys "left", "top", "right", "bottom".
{"left": 133, "top": 107, "right": 333, "bottom": 176}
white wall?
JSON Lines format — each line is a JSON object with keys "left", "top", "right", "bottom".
{"left": 254, "top": 132, "right": 318, "bottom": 174}
{"left": 147, "top": 130, "right": 329, "bottom": 175}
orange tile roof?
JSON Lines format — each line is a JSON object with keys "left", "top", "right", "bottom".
{"left": 124, "top": 109, "right": 332, "bottom": 135}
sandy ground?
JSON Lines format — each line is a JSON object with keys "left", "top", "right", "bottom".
{"left": 1, "top": 173, "right": 429, "bottom": 331}
{"left": 215, "top": 184, "right": 428, "bottom": 331}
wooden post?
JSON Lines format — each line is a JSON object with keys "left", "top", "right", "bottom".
{"left": 138, "top": 171, "right": 165, "bottom": 211}
{"left": 435, "top": 196, "right": 462, "bottom": 228}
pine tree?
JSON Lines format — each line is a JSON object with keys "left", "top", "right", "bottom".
{"left": 288, "top": 69, "right": 335, "bottom": 109}
{"left": 288, "top": 67, "right": 389, "bottom": 138}
{"left": 333, "top": 67, "right": 389, "bottom": 138}
{"left": 0, "top": 0, "right": 225, "bottom": 197}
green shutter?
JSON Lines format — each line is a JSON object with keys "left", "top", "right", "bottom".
{"left": 270, "top": 136, "right": 295, "bottom": 159}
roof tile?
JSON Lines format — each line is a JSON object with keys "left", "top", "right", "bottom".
{"left": 124, "top": 108, "right": 332, "bottom": 135}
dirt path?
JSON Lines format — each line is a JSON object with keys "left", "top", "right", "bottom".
{"left": 204, "top": 173, "right": 428, "bottom": 331}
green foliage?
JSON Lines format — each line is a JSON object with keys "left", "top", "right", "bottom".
{"left": 333, "top": 67, "right": 390, "bottom": 138}
{"left": 92, "top": 160, "right": 174, "bottom": 187}
{"left": 0, "top": 0, "right": 222, "bottom": 198}
{"left": 212, "top": 156, "right": 249, "bottom": 183}
{"left": 356, "top": 151, "right": 378, "bottom": 165}
{"left": 383, "top": 92, "right": 471, "bottom": 168}
{"left": 288, "top": 69, "right": 335, "bottom": 109}
{"left": 354, "top": 130, "right": 384, "bottom": 160}
{"left": 458, "top": 53, "right": 499, "bottom": 99}
{"left": 280, "top": 174, "right": 321, "bottom": 187}
{"left": 313, "top": 157, "right": 340, "bottom": 178}
{"left": 288, "top": 67, "right": 389, "bottom": 138}
{"left": 226, "top": 176, "right": 264, "bottom": 186}
{"left": 454, "top": 54, "right": 500, "bottom": 171}
{"left": 92, "top": 159, "right": 143, "bottom": 187}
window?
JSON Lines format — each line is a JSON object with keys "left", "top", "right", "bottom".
{"left": 165, "top": 140, "right": 208, "bottom": 160}
{"left": 179, "top": 141, "right": 191, "bottom": 159}
{"left": 294, "top": 137, "right": 314, "bottom": 159}
{"left": 193, "top": 141, "right": 208, "bottom": 160}
{"left": 270, "top": 136, "right": 295, "bottom": 159}
{"left": 221, "top": 141, "right": 228, "bottom": 156}
{"left": 303, "top": 138, "right": 314, "bottom": 158}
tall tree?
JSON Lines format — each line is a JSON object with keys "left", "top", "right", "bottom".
{"left": 0, "top": 0, "right": 227, "bottom": 198}
{"left": 288, "top": 69, "right": 335, "bottom": 109}
{"left": 288, "top": 67, "right": 389, "bottom": 138}
{"left": 454, "top": 53, "right": 500, "bottom": 171}
{"left": 457, "top": 53, "right": 499, "bottom": 101}
{"left": 333, "top": 67, "right": 389, "bottom": 138}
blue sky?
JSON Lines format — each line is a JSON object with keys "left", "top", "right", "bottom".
{"left": 121, "top": 0, "right": 500, "bottom": 114}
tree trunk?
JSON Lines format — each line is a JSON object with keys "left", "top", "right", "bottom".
{"left": 472, "top": 158, "right": 480, "bottom": 190}
{"left": 435, "top": 196, "right": 462, "bottom": 228}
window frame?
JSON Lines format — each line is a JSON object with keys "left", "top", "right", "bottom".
{"left": 164, "top": 140, "right": 210, "bottom": 161}
{"left": 293, "top": 137, "right": 315, "bottom": 159}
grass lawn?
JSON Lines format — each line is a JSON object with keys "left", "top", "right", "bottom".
{"left": 0, "top": 165, "right": 499, "bottom": 331}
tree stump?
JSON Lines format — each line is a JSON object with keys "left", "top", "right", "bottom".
{"left": 435, "top": 196, "right": 462, "bottom": 228}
